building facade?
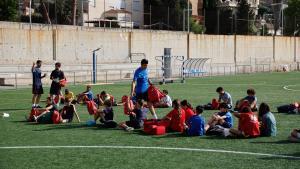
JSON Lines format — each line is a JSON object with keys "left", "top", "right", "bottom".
{"left": 82, "top": 0, "right": 144, "bottom": 28}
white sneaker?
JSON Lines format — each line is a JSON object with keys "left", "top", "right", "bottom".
{"left": 223, "top": 128, "right": 231, "bottom": 137}
{"left": 33, "top": 115, "right": 38, "bottom": 122}
{"left": 125, "top": 127, "right": 134, "bottom": 132}
{"left": 62, "top": 119, "right": 68, "bottom": 123}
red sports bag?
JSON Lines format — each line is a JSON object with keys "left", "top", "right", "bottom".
{"left": 53, "top": 95, "right": 60, "bottom": 105}
{"left": 59, "top": 79, "right": 67, "bottom": 87}
{"left": 148, "top": 85, "right": 165, "bottom": 103}
{"left": 211, "top": 98, "right": 220, "bottom": 110}
{"left": 122, "top": 95, "right": 135, "bottom": 115}
{"left": 51, "top": 110, "right": 62, "bottom": 124}
{"left": 143, "top": 119, "right": 167, "bottom": 135}
{"left": 86, "top": 100, "right": 98, "bottom": 115}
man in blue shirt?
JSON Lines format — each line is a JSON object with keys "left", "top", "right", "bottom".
{"left": 131, "top": 59, "right": 158, "bottom": 119}
{"left": 31, "top": 60, "right": 46, "bottom": 108}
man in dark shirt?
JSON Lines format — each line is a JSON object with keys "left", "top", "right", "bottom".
{"left": 31, "top": 60, "right": 46, "bottom": 108}
{"left": 50, "top": 62, "right": 65, "bottom": 99}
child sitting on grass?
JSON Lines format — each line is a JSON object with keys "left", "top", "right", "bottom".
{"left": 119, "top": 99, "right": 147, "bottom": 131}
{"left": 76, "top": 85, "right": 93, "bottom": 103}
{"left": 154, "top": 90, "right": 172, "bottom": 108}
{"left": 224, "top": 106, "right": 260, "bottom": 138}
{"left": 184, "top": 105, "right": 205, "bottom": 136}
{"left": 258, "top": 102, "right": 277, "bottom": 137}
{"left": 61, "top": 89, "right": 75, "bottom": 104}
{"left": 94, "top": 100, "right": 117, "bottom": 128}
{"left": 205, "top": 103, "right": 233, "bottom": 132}
{"left": 60, "top": 98, "right": 80, "bottom": 123}
{"left": 180, "top": 100, "right": 195, "bottom": 122}
{"left": 235, "top": 88, "right": 258, "bottom": 112}
{"left": 28, "top": 97, "right": 68, "bottom": 124}
{"left": 96, "top": 91, "right": 117, "bottom": 107}
{"left": 160, "top": 99, "right": 186, "bottom": 133}
{"left": 216, "top": 87, "right": 233, "bottom": 109}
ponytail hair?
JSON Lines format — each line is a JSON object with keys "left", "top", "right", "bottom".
{"left": 180, "top": 100, "right": 193, "bottom": 109}
{"left": 258, "top": 102, "right": 270, "bottom": 118}
{"left": 173, "top": 99, "right": 182, "bottom": 117}
{"left": 172, "top": 99, "right": 180, "bottom": 109}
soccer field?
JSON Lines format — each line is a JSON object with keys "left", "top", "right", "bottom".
{"left": 0, "top": 72, "right": 299, "bottom": 169}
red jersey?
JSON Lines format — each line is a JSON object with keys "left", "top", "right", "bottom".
{"left": 166, "top": 108, "right": 186, "bottom": 132}
{"left": 238, "top": 112, "right": 260, "bottom": 137}
{"left": 183, "top": 107, "right": 195, "bottom": 122}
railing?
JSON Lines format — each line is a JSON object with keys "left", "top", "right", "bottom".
{"left": 0, "top": 68, "right": 163, "bottom": 89}
{"left": 1, "top": 62, "right": 299, "bottom": 89}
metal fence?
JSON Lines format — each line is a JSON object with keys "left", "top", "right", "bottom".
{"left": 1, "top": 61, "right": 299, "bottom": 90}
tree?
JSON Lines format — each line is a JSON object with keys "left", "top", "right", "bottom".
{"left": 190, "top": 17, "right": 205, "bottom": 34}
{"left": 236, "top": 0, "right": 255, "bottom": 35}
{"left": 219, "top": 8, "right": 233, "bottom": 35}
{"left": 40, "top": 0, "right": 52, "bottom": 24}
{"left": 0, "top": 0, "right": 18, "bottom": 21}
{"left": 203, "top": 0, "right": 217, "bottom": 34}
{"left": 144, "top": 0, "right": 188, "bottom": 31}
{"left": 284, "top": 0, "right": 300, "bottom": 36}
{"left": 72, "top": 0, "right": 77, "bottom": 25}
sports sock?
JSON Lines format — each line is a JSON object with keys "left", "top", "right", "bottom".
{"left": 153, "top": 114, "right": 158, "bottom": 120}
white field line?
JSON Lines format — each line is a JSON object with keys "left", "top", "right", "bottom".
{"left": 283, "top": 85, "right": 300, "bottom": 92}
{"left": 0, "top": 145, "right": 299, "bottom": 160}
{"left": 186, "top": 83, "right": 281, "bottom": 87}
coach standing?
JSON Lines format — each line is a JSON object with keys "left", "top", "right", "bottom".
{"left": 31, "top": 60, "right": 46, "bottom": 108}
{"left": 50, "top": 62, "right": 65, "bottom": 99}
{"left": 131, "top": 59, "right": 158, "bottom": 119}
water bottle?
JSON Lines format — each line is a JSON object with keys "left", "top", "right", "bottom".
{"left": 2, "top": 113, "right": 10, "bottom": 118}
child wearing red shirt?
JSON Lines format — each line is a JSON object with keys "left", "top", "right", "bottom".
{"left": 226, "top": 106, "right": 260, "bottom": 138}
{"left": 161, "top": 99, "right": 186, "bottom": 132}
{"left": 180, "top": 100, "right": 195, "bottom": 122}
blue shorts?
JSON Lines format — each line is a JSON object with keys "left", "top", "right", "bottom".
{"left": 221, "top": 122, "right": 232, "bottom": 128}
{"left": 32, "top": 85, "right": 44, "bottom": 94}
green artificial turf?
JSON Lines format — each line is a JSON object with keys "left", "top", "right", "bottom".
{"left": 0, "top": 72, "right": 299, "bottom": 169}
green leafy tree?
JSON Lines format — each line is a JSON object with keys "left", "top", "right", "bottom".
{"left": 0, "top": 0, "right": 18, "bottom": 21}
{"left": 219, "top": 8, "right": 233, "bottom": 35}
{"left": 190, "top": 17, "right": 205, "bottom": 34}
{"left": 144, "top": 0, "right": 187, "bottom": 31}
{"left": 203, "top": 0, "right": 217, "bottom": 34}
{"left": 236, "top": 0, "right": 255, "bottom": 35}
{"left": 284, "top": 0, "right": 300, "bottom": 36}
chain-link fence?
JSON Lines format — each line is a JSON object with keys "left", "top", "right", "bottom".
{"left": 2, "top": 61, "right": 299, "bottom": 89}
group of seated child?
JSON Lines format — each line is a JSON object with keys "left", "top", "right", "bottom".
{"left": 27, "top": 97, "right": 80, "bottom": 124}
{"left": 28, "top": 85, "right": 300, "bottom": 141}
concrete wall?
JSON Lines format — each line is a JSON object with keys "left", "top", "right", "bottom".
{"left": 236, "top": 35, "right": 273, "bottom": 64}
{"left": 189, "top": 34, "right": 235, "bottom": 64}
{"left": 131, "top": 31, "right": 187, "bottom": 65}
{"left": 0, "top": 28, "right": 53, "bottom": 65}
{"left": 0, "top": 21, "right": 299, "bottom": 71}
{"left": 55, "top": 28, "right": 130, "bottom": 64}
{"left": 274, "top": 36, "right": 295, "bottom": 63}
